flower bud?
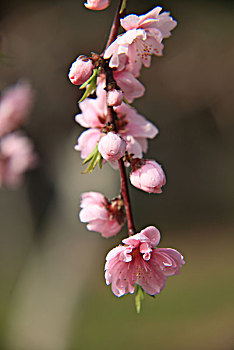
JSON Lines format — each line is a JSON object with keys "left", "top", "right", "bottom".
{"left": 130, "top": 159, "right": 166, "bottom": 193}
{"left": 107, "top": 89, "right": 123, "bottom": 106}
{"left": 84, "top": 0, "right": 110, "bottom": 11}
{"left": 68, "top": 55, "right": 94, "bottom": 85}
{"left": 98, "top": 132, "right": 126, "bottom": 161}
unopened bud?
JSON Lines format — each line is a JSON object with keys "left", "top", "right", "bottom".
{"left": 98, "top": 132, "right": 126, "bottom": 161}
{"left": 68, "top": 55, "right": 93, "bottom": 86}
{"left": 130, "top": 159, "right": 166, "bottom": 193}
{"left": 107, "top": 89, "right": 123, "bottom": 106}
{"left": 84, "top": 0, "right": 110, "bottom": 11}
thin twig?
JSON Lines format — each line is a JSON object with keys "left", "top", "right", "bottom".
{"left": 104, "top": 0, "right": 126, "bottom": 52}
{"left": 104, "top": 0, "right": 136, "bottom": 236}
{"left": 118, "top": 158, "right": 136, "bottom": 235}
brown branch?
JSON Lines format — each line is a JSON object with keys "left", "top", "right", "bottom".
{"left": 104, "top": 0, "right": 126, "bottom": 52}
{"left": 103, "top": 0, "right": 136, "bottom": 236}
{"left": 106, "top": 105, "right": 136, "bottom": 235}
{"left": 118, "top": 158, "right": 136, "bottom": 235}
{"left": 106, "top": 105, "right": 136, "bottom": 236}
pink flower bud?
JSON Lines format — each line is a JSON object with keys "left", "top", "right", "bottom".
{"left": 107, "top": 89, "right": 123, "bottom": 106}
{"left": 84, "top": 0, "right": 110, "bottom": 11}
{"left": 68, "top": 55, "right": 94, "bottom": 86}
{"left": 79, "top": 192, "right": 125, "bottom": 237}
{"left": 130, "top": 159, "right": 166, "bottom": 193}
{"left": 98, "top": 132, "right": 126, "bottom": 161}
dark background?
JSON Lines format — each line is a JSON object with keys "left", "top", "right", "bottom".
{"left": 0, "top": 1, "right": 234, "bottom": 349}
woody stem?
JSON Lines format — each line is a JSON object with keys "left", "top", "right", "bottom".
{"left": 118, "top": 158, "right": 136, "bottom": 236}
{"left": 104, "top": 0, "right": 136, "bottom": 236}
{"left": 104, "top": 0, "right": 126, "bottom": 52}
{"left": 106, "top": 104, "right": 136, "bottom": 236}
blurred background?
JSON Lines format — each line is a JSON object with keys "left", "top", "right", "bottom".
{"left": 0, "top": 0, "right": 234, "bottom": 349}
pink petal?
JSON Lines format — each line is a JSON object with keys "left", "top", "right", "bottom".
{"left": 105, "top": 246, "right": 126, "bottom": 266}
{"left": 120, "top": 15, "right": 140, "bottom": 31}
{"left": 74, "top": 129, "right": 101, "bottom": 159}
{"left": 124, "top": 135, "right": 143, "bottom": 158}
{"left": 114, "top": 70, "right": 145, "bottom": 103}
{"left": 133, "top": 258, "right": 166, "bottom": 295}
{"left": 79, "top": 205, "right": 108, "bottom": 222}
{"left": 135, "top": 137, "right": 148, "bottom": 153}
{"left": 153, "top": 248, "right": 185, "bottom": 276}
{"left": 80, "top": 191, "right": 105, "bottom": 207}
{"left": 140, "top": 226, "right": 161, "bottom": 247}
{"left": 87, "top": 219, "right": 121, "bottom": 237}
{"left": 138, "top": 7, "right": 162, "bottom": 26}
{"left": 116, "top": 104, "right": 158, "bottom": 139}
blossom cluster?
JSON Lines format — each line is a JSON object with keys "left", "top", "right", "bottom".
{"left": 0, "top": 82, "right": 38, "bottom": 188}
{"left": 69, "top": 2, "right": 184, "bottom": 309}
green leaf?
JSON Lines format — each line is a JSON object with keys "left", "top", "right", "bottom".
{"left": 82, "top": 154, "right": 97, "bottom": 174}
{"left": 135, "top": 285, "right": 144, "bottom": 314}
{"left": 119, "top": 0, "right": 127, "bottom": 14}
{"left": 78, "top": 68, "right": 98, "bottom": 103}
{"left": 81, "top": 144, "right": 103, "bottom": 174}
{"left": 78, "top": 81, "right": 95, "bottom": 103}
{"left": 98, "top": 152, "right": 103, "bottom": 169}
{"left": 82, "top": 145, "right": 98, "bottom": 165}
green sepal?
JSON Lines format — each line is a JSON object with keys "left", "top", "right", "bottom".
{"left": 82, "top": 144, "right": 103, "bottom": 174}
{"left": 79, "top": 68, "right": 98, "bottom": 103}
{"left": 135, "top": 285, "right": 144, "bottom": 314}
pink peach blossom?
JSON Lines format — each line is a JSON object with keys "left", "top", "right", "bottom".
{"left": 68, "top": 55, "right": 94, "bottom": 85}
{"left": 84, "top": 0, "right": 110, "bottom": 10}
{"left": 104, "top": 7, "right": 177, "bottom": 76}
{"left": 113, "top": 70, "right": 145, "bottom": 103}
{"left": 98, "top": 132, "right": 126, "bottom": 161}
{"left": 130, "top": 159, "right": 166, "bottom": 193}
{"left": 74, "top": 128, "right": 101, "bottom": 159}
{"left": 79, "top": 192, "right": 125, "bottom": 237}
{"left": 75, "top": 81, "right": 158, "bottom": 159}
{"left": 107, "top": 89, "right": 123, "bottom": 107}
{"left": 120, "top": 7, "right": 177, "bottom": 38}
{"left": 105, "top": 226, "right": 185, "bottom": 297}
{"left": 104, "top": 29, "right": 160, "bottom": 77}
{"left": 0, "top": 132, "right": 38, "bottom": 188}
{"left": 76, "top": 81, "right": 107, "bottom": 128}
{"left": 0, "top": 82, "right": 34, "bottom": 138}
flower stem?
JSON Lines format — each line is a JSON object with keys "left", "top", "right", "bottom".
{"left": 104, "top": 0, "right": 126, "bottom": 52}
{"left": 118, "top": 158, "right": 136, "bottom": 236}
{"left": 104, "top": 0, "right": 136, "bottom": 236}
